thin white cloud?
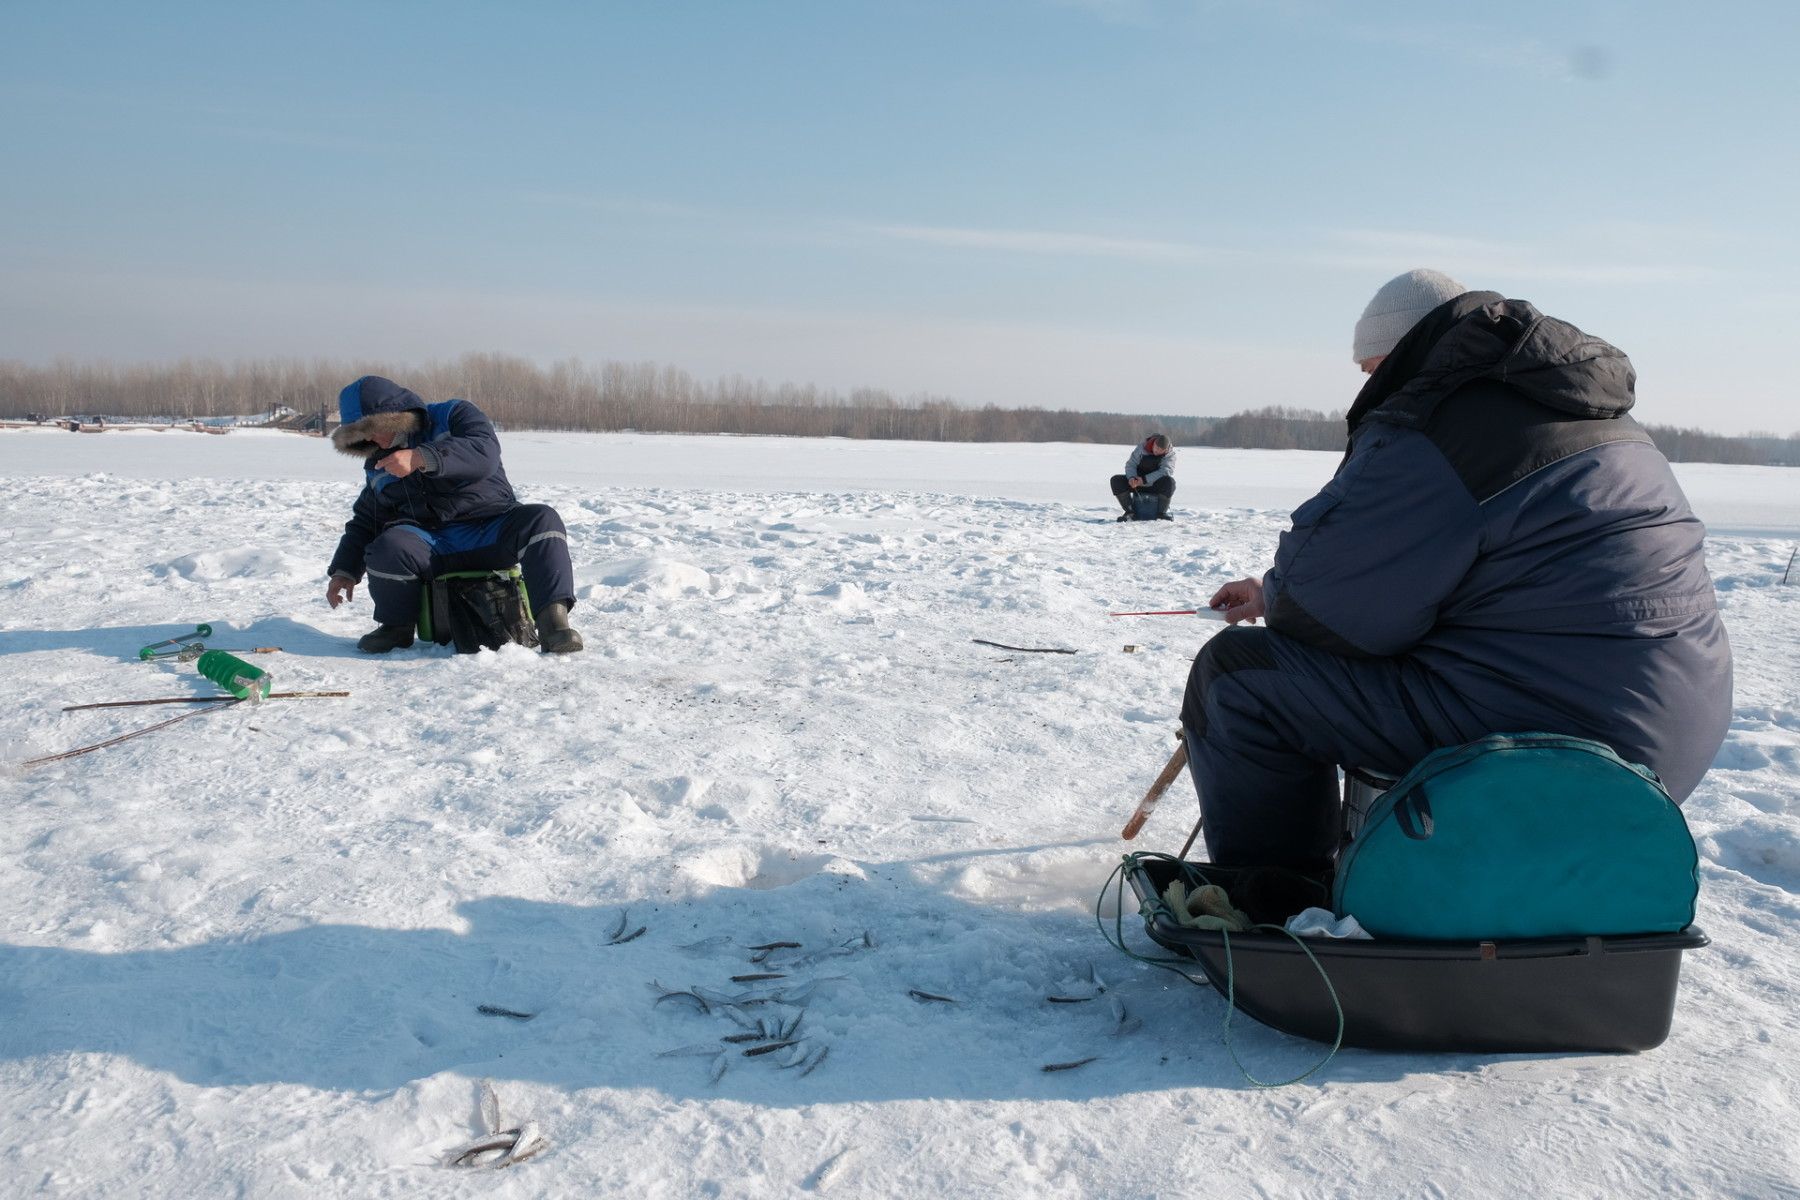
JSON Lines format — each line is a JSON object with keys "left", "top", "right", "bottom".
{"left": 1258, "top": 0, "right": 1600, "bottom": 79}
{"left": 502, "top": 190, "right": 1726, "bottom": 286}
{"left": 515, "top": 191, "right": 722, "bottom": 221}
{"left": 508, "top": 187, "right": 1211, "bottom": 262}
{"left": 861, "top": 222, "right": 1214, "bottom": 263}
{"left": 1313, "top": 228, "right": 1723, "bottom": 286}
{"left": 201, "top": 122, "right": 392, "bottom": 155}
{"left": 6, "top": 83, "right": 396, "bottom": 155}
{"left": 1331, "top": 20, "right": 1581, "bottom": 81}
{"left": 511, "top": 192, "right": 1213, "bottom": 262}
{"left": 1049, "top": 1, "right": 1605, "bottom": 82}
{"left": 1043, "top": 0, "right": 1159, "bottom": 26}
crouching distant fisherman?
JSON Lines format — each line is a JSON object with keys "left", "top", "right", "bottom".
{"left": 324, "top": 375, "right": 584, "bottom": 654}
{"left": 1111, "top": 434, "right": 1176, "bottom": 521}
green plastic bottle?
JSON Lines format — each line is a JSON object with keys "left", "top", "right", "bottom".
{"left": 196, "top": 650, "right": 272, "bottom": 702}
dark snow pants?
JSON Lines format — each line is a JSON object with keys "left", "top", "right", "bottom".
{"left": 1179, "top": 626, "right": 1484, "bottom": 869}
{"left": 362, "top": 504, "right": 576, "bottom": 626}
{"left": 1111, "top": 474, "right": 1175, "bottom": 516}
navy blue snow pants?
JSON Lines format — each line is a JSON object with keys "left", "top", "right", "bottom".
{"left": 362, "top": 504, "right": 576, "bottom": 626}
{"left": 1179, "top": 626, "right": 1485, "bottom": 869}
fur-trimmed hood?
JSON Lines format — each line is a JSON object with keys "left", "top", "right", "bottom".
{"left": 331, "top": 376, "right": 427, "bottom": 458}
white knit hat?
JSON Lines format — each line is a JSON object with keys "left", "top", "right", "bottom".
{"left": 1352, "top": 268, "right": 1468, "bottom": 362}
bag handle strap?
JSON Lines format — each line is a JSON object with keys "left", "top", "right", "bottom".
{"left": 1394, "top": 784, "right": 1435, "bottom": 841}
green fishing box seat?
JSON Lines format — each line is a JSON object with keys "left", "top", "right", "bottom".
{"left": 418, "top": 567, "right": 530, "bottom": 645}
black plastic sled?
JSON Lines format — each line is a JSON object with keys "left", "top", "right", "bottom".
{"left": 1125, "top": 856, "right": 1708, "bottom": 1054}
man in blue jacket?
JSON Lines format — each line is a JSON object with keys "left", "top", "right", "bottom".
{"left": 1183, "top": 270, "right": 1731, "bottom": 869}
{"left": 324, "top": 376, "right": 583, "bottom": 654}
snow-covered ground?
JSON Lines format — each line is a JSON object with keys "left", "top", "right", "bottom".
{"left": 1, "top": 427, "right": 1796, "bottom": 1198}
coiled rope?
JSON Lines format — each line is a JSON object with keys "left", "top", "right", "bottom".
{"left": 1097, "top": 851, "right": 1346, "bottom": 1087}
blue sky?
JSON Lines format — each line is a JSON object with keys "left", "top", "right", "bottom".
{"left": 3, "top": 1, "right": 1796, "bottom": 432}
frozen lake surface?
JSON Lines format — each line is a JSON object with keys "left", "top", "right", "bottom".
{"left": 1, "top": 427, "right": 1796, "bottom": 1197}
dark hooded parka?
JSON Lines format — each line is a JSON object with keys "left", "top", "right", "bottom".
{"left": 328, "top": 376, "right": 519, "bottom": 548}
{"left": 1181, "top": 293, "right": 1732, "bottom": 868}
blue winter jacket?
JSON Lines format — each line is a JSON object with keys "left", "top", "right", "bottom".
{"left": 326, "top": 376, "right": 520, "bottom": 582}
{"left": 1262, "top": 294, "right": 1732, "bottom": 801}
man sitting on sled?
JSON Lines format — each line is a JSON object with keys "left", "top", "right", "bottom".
{"left": 1182, "top": 269, "right": 1731, "bottom": 870}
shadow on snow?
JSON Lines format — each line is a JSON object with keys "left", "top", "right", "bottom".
{"left": 0, "top": 865, "right": 1463, "bottom": 1101}
{"left": 0, "top": 616, "right": 410, "bottom": 664}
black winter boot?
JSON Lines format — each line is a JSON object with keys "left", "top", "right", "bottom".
{"left": 357, "top": 623, "right": 416, "bottom": 653}
{"left": 535, "top": 602, "right": 584, "bottom": 654}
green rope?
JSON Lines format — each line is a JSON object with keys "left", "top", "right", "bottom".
{"left": 1098, "top": 851, "right": 1347, "bottom": 1087}
{"left": 1094, "top": 853, "right": 1214, "bottom": 989}
{"left": 1219, "top": 923, "right": 1345, "bottom": 1088}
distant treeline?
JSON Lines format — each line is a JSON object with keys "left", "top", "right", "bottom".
{"left": 1, "top": 354, "right": 1793, "bottom": 464}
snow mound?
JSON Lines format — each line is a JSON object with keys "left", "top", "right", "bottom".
{"left": 1706, "top": 815, "right": 1800, "bottom": 893}
{"left": 157, "top": 546, "right": 310, "bottom": 581}
{"left": 808, "top": 581, "right": 871, "bottom": 614}
{"left": 680, "top": 844, "right": 864, "bottom": 891}
{"left": 590, "top": 556, "right": 718, "bottom": 598}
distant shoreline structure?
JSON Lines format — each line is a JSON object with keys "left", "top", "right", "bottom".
{"left": 3, "top": 354, "right": 1794, "bottom": 466}
{"left": 0, "top": 407, "right": 304, "bottom": 435}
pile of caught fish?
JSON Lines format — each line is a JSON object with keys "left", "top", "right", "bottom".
{"left": 450, "top": 911, "right": 1152, "bottom": 1177}
{"left": 651, "top": 931, "right": 877, "bottom": 1083}
{"left": 445, "top": 1080, "right": 550, "bottom": 1170}
{"left": 899, "top": 962, "right": 1141, "bottom": 1073}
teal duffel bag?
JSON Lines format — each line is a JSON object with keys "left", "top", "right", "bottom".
{"left": 1333, "top": 733, "right": 1699, "bottom": 940}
